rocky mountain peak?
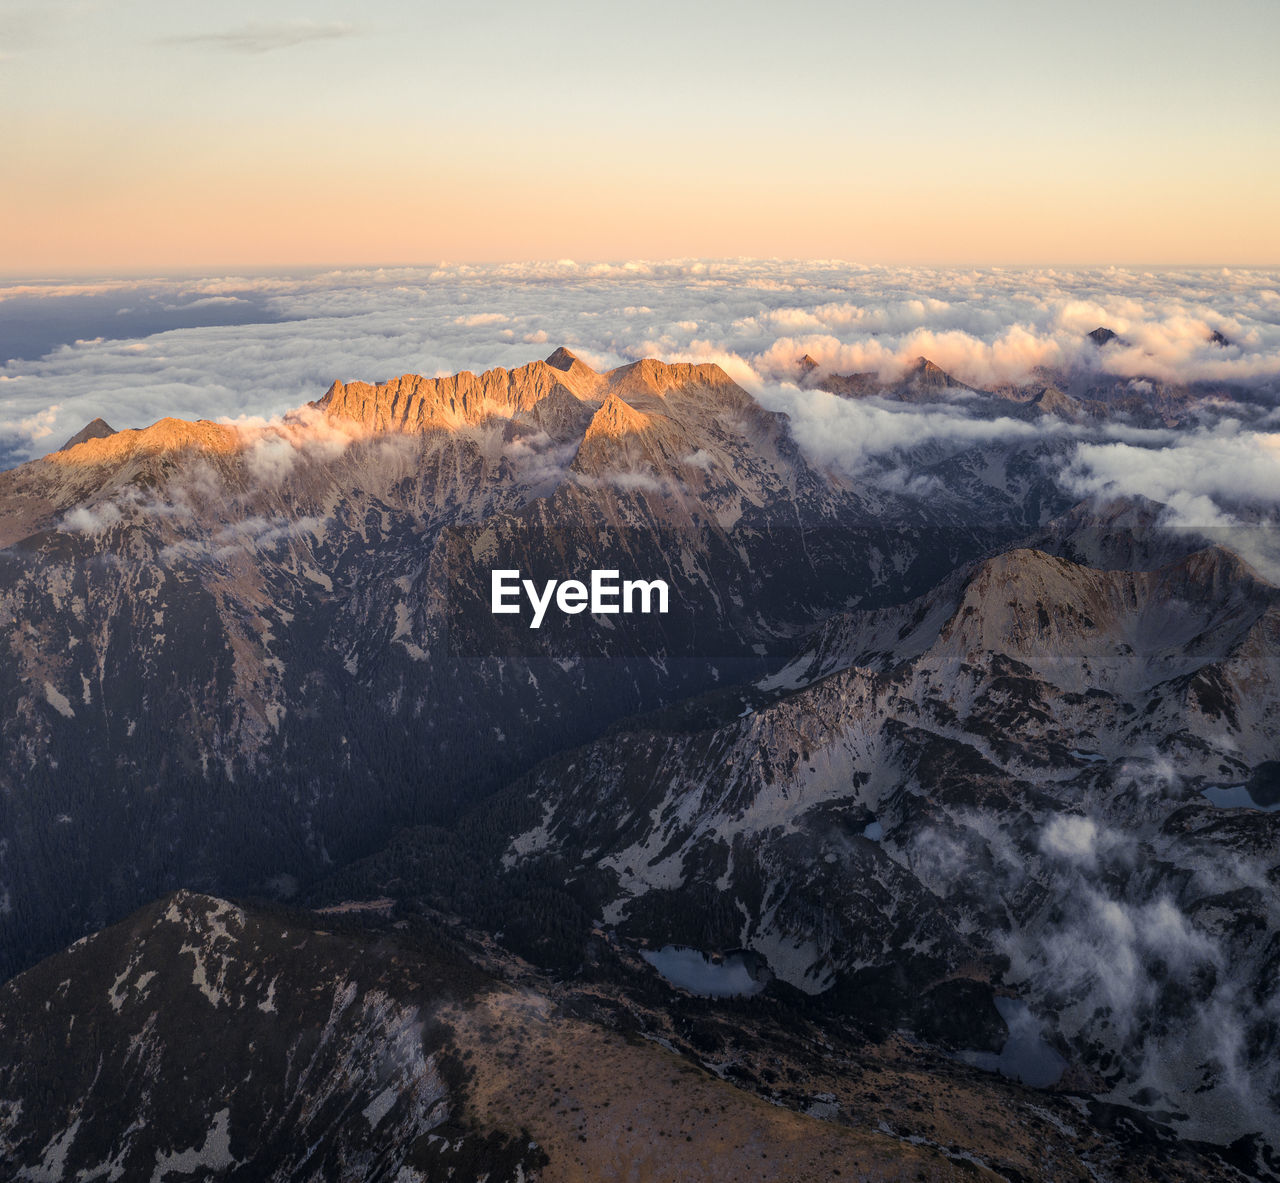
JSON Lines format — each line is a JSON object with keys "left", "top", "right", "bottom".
{"left": 895, "top": 356, "right": 973, "bottom": 398}
{"left": 1029, "top": 385, "right": 1086, "bottom": 421}
{"left": 583, "top": 393, "right": 653, "bottom": 441}
{"left": 319, "top": 364, "right": 586, "bottom": 433}
{"left": 24, "top": 356, "right": 738, "bottom": 485}
{"left": 907, "top": 356, "right": 948, "bottom": 383}
{"left": 1087, "top": 326, "right": 1121, "bottom": 347}
{"left": 545, "top": 345, "right": 582, "bottom": 372}
{"left": 541, "top": 347, "right": 605, "bottom": 400}
{"left": 931, "top": 542, "right": 1276, "bottom": 692}
{"left": 604, "top": 358, "right": 736, "bottom": 401}
{"left": 59, "top": 418, "right": 117, "bottom": 452}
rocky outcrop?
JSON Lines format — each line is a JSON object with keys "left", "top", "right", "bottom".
{"left": 1025, "top": 385, "right": 1088, "bottom": 421}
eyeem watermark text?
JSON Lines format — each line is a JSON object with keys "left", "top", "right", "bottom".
{"left": 491, "top": 569, "right": 669, "bottom": 629}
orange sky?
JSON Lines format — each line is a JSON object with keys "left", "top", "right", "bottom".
{"left": 3, "top": 0, "right": 1278, "bottom": 272}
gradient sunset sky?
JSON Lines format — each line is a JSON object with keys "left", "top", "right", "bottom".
{"left": 2, "top": 0, "right": 1277, "bottom": 273}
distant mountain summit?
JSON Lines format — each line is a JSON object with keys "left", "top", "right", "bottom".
{"left": 812, "top": 356, "right": 973, "bottom": 402}
{"left": 903, "top": 356, "right": 951, "bottom": 386}
{"left": 899, "top": 355, "right": 975, "bottom": 398}
{"left": 58, "top": 418, "right": 116, "bottom": 451}
{"left": 1025, "top": 385, "right": 1087, "bottom": 422}
{"left": 545, "top": 345, "right": 580, "bottom": 371}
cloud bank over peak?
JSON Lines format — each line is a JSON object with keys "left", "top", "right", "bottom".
{"left": 3, "top": 260, "right": 1279, "bottom": 542}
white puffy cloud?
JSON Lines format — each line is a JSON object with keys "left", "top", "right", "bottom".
{"left": 921, "top": 791, "right": 1276, "bottom": 1142}
{"left": 502, "top": 432, "right": 578, "bottom": 490}
{"left": 754, "top": 382, "right": 1047, "bottom": 478}
{"left": 1067, "top": 425, "right": 1280, "bottom": 511}
{"left": 1064, "top": 425, "right": 1280, "bottom": 578}
{"left": 61, "top": 502, "right": 124, "bottom": 534}
{"left": 0, "top": 405, "right": 59, "bottom": 443}
{"left": 230, "top": 404, "right": 372, "bottom": 481}
{"left": 1039, "top": 814, "right": 1104, "bottom": 868}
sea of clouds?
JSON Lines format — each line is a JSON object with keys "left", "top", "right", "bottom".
{"left": 3, "top": 260, "right": 1280, "bottom": 521}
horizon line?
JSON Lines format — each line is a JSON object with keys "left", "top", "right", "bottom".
{"left": 3, "top": 257, "right": 1279, "bottom": 283}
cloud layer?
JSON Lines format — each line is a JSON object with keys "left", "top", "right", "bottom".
{"left": 3, "top": 261, "right": 1280, "bottom": 538}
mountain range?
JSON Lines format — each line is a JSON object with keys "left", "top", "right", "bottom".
{"left": 0, "top": 346, "right": 1276, "bottom": 1180}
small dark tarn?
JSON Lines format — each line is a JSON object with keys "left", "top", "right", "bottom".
{"left": 641, "top": 946, "right": 771, "bottom": 998}
{"left": 957, "top": 998, "right": 1067, "bottom": 1089}
{"left": 1200, "top": 780, "right": 1280, "bottom": 812}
